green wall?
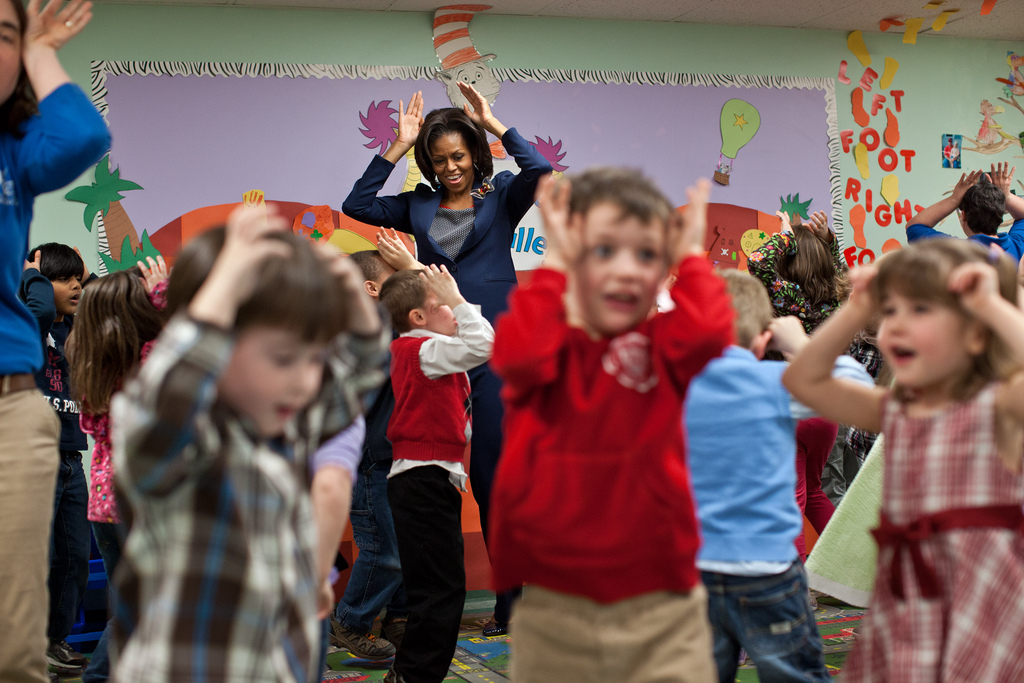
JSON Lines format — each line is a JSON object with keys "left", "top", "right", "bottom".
{"left": 37, "top": 5, "right": 1024, "bottom": 267}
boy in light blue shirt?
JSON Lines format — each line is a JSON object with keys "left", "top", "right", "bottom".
{"left": 685, "top": 269, "right": 872, "bottom": 683}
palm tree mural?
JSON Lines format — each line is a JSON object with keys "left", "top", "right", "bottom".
{"left": 64, "top": 155, "right": 143, "bottom": 274}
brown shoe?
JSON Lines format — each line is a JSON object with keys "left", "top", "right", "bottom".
{"left": 329, "top": 617, "right": 396, "bottom": 660}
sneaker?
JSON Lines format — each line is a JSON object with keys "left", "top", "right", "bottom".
{"left": 46, "top": 639, "right": 86, "bottom": 671}
{"left": 381, "top": 617, "right": 407, "bottom": 651}
{"left": 384, "top": 667, "right": 408, "bottom": 683}
{"left": 329, "top": 617, "right": 396, "bottom": 660}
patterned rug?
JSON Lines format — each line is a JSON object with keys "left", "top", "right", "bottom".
{"left": 59, "top": 590, "right": 863, "bottom": 681}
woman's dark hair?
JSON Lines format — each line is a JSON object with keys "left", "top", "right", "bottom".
{"left": 165, "top": 227, "right": 349, "bottom": 343}
{"left": 66, "top": 269, "right": 168, "bottom": 413}
{"left": 29, "top": 242, "right": 84, "bottom": 281}
{"left": 0, "top": 0, "right": 37, "bottom": 137}
{"left": 414, "top": 108, "right": 492, "bottom": 191}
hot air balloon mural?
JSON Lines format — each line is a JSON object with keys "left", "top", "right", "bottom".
{"left": 714, "top": 98, "right": 761, "bottom": 186}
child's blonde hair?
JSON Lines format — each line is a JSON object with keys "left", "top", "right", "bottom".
{"left": 720, "top": 269, "right": 773, "bottom": 349}
{"left": 872, "top": 239, "right": 1019, "bottom": 402}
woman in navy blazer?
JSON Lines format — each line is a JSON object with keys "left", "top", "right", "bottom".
{"left": 342, "top": 82, "right": 552, "bottom": 635}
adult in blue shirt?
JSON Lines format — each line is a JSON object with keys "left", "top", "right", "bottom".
{"left": 0, "top": 0, "right": 109, "bottom": 680}
{"left": 343, "top": 82, "right": 552, "bottom": 636}
{"left": 906, "top": 163, "right": 1024, "bottom": 260}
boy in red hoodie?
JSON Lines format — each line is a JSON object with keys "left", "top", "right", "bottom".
{"left": 490, "top": 168, "right": 733, "bottom": 682}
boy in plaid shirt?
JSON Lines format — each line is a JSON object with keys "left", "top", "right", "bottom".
{"left": 110, "top": 207, "right": 385, "bottom": 682}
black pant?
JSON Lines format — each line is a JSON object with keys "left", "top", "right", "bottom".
{"left": 388, "top": 466, "right": 466, "bottom": 683}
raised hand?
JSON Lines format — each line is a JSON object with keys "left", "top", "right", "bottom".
{"left": 952, "top": 170, "right": 983, "bottom": 202}
{"left": 458, "top": 81, "right": 506, "bottom": 138}
{"left": 535, "top": 175, "right": 580, "bottom": 272}
{"left": 419, "top": 263, "right": 465, "bottom": 308}
{"left": 669, "top": 178, "right": 712, "bottom": 263}
{"left": 846, "top": 265, "right": 878, "bottom": 318}
{"left": 24, "top": 249, "right": 42, "bottom": 272}
{"left": 767, "top": 315, "right": 809, "bottom": 359}
{"left": 806, "top": 210, "right": 832, "bottom": 243}
{"left": 776, "top": 211, "right": 793, "bottom": 234}
{"left": 395, "top": 91, "right": 424, "bottom": 150}
{"left": 376, "top": 228, "right": 420, "bottom": 271}
{"left": 948, "top": 259, "right": 1001, "bottom": 313}
{"left": 316, "top": 243, "right": 382, "bottom": 336}
{"left": 71, "top": 246, "right": 89, "bottom": 281}
{"left": 137, "top": 255, "right": 169, "bottom": 293}
{"left": 986, "top": 161, "right": 1016, "bottom": 197}
{"left": 25, "top": 0, "right": 91, "bottom": 51}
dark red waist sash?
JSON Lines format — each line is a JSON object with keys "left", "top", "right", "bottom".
{"left": 871, "top": 504, "right": 1024, "bottom": 599}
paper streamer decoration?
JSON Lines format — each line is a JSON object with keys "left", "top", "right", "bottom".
{"left": 881, "top": 174, "right": 900, "bottom": 206}
{"left": 903, "top": 17, "right": 924, "bottom": 43}
{"left": 884, "top": 108, "right": 900, "bottom": 147}
{"left": 923, "top": 1, "right": 942, "bottom": 8}
{"left": 850, "top": 204, "right": 867, "bottom": 248}
{"left": 981, "top": 0, "right": 997, "bottom": 15}
{"left": 847, "top": 31, "right": 871, "bottom": 66}
{"left": 852, "top": 88, "right": 870, "bottom": 127}
{"left": 880, "top": 57, "right": 899, "bottom": 89}
{"left": 880, "top": 17, "right": 904, "bottom": 31}
{"left": 854, "top": 143, "right": 870, "bottom": 179}
{"left": 932, "top": 9, "right": 959, "bottom": 31}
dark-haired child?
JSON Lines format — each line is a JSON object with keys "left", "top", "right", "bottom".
{"left": 110, "top": 207, "right": 385, "bottom": 683}
{"left": 907, "top": 162, "right": 1024, "bottom": 259}
{"left": 19, "top": 242, "right": 95, "bottom": 674}
{"left": 490, "top": 169, "right": 733, "bottom": 682}
{"left": 377, "top": 264, "right": 493, "bottom": 683}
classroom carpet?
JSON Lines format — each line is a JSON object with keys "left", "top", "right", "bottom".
{"left": 59, "top": 590, "right": 863, "bottom": 681}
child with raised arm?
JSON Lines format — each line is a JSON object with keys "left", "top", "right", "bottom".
{"left": 376, "top": 263, "right": 493, "bottom": 683}
{"left": 110, "top": 207, "right": 385, "bottom": 683}
{"left": 490, "top": 168, "right": 734, "bottom": 682}
{"left": 684, "top": 270, "right": 872, "bottom": 683}
{"left": 783, "top": 238, "right": 1024, "bottom": 682}
{"left": 906, "top": 162, "right": 1024, "bottom": 260}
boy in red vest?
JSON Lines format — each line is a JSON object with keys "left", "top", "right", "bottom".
{"left": 490, "top": 168, "right": 733, "bottom": 682}
{"left": 377, "top": 264, "right": 494, "bottom": 683}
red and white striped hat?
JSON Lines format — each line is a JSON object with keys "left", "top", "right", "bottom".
{"left": 433, "top": 4, "right": 496, "bottom": 70}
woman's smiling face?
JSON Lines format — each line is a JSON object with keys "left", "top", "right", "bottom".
{"left": 429, "top": 132, "right": 475, "bottom": 199}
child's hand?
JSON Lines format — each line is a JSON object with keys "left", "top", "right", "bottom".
{"left": 25, "top": 0, "right": 91, "bottom": 52}
{"left": 536, "top": 175, "right": 580, "bottom": 272}
{"left": 137, "top": 255, "right": 168, "bottom": 293}
{"left": 316, "top": 244, "right": 382, "bottom": 336}
{"left": 188, "top": 205, "right": 290, "bottom": 327}
{"left": 377, "top": 228, "right": 420, "bottom": 271}
{"left": 316, "top": 244, "right": 362, "bottom": 292}
{"left": 949, "top": 259, "right": 1002, "bottom": 314}
{"left": 24, "top": 249, "right": 42, "bottom": 272}
{"left": 846, "top": 265, "right": 879, "bottom": 318}
{"left": 669, "top": 179, "right": 712, "bottom": 263}
{"left": 72, "top": 246, "right": 90, "bottom": 281}
{"left": 420, "top": 264, "right": 465, "bottom": 309}
{"left": 776, "top": 211, "right": 793, "bottom": 234}
{"left": 317, "top": 577, "right": 334, "bottom": 620}
{"left": 986, "top": 161, "right": 1016, "bottom": 197}
{"left": 806, "top": 211, "right": 833, "bottom": 243}
{"left": 952, "top": 170, "right": 983, "bottom": 202}
{"left": 767, "top": 316, "right": 809, "bottom": 359}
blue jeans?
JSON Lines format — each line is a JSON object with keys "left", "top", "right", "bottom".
{"left": 47, "top": 450, "right": 90, "bottom": 642}
{"left": 82, "top": 521, "right": 126, "bottom": 683}
{"left": 701, "top": 563, "right": 829, "bottom": 683}
{"left": 333, "top": 458, "right": 407, "bottom": 633}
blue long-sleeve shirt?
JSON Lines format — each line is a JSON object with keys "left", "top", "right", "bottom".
{"left": 0, "top": 84, "right": 110, "bottom": 375}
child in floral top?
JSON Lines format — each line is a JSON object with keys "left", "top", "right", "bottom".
{"left": 747, "top": 210, "right": 848, "bottom": 334}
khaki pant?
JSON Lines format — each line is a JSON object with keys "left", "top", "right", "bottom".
{"left": 0, "top": 389, "right": 60, "bottom": 683}
{"left": 511, "top": 584, "right": 716, "bottom": 683}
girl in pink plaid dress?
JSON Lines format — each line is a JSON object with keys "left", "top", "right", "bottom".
{"left": 784, "top": 238, "right": 1024, "bottom": 683}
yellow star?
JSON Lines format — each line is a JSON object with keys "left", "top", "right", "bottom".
{"left": 733, "top": 113, "right": 748, "bottom": 129}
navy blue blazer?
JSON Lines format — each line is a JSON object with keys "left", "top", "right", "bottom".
{"left": 342, "top": 127, "right": 552, "bottom": 324}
